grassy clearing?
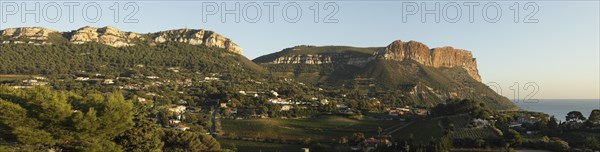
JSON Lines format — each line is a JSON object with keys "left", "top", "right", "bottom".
{"left": 218, "top": 138, "right": 305, "bottom": 152}
{"left": 221, "top": 115, "right": 402, "bottom": 143}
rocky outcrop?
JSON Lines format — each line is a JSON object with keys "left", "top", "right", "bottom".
{"left": 0, "top": 27, "right": 58, "bottom": 40}
{"left": 152, "top": 29, "right": 242, "bottom": 55}
{"left": 0, "top": 26, "right": 243, "bottom": 55}
{"left": 256, "top": 40, "right": 481, "bottom": 81}
{"left": 70, "top": 26, "right": 143, "bottom": 47}
{"left": 256, "top": 46, "right": 376, "bottom": 66}
{"left": 0, "top": 27, "right": 58, "bottom": 45}
{"left": 265, "top": 54, "right": 332, "bottom": 64}
{"left": 263, "top": 53, "right": 375, "bottom": 66}
{"left": 375, "top": 40, "right": 480, "bottom": 81}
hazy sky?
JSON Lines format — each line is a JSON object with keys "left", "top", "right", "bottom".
{"left": 1, "top": 0, "right": 598, "bottom": 99}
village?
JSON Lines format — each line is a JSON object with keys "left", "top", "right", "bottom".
{"left": 0, "top": 73, "right": 585, "bottom": 152}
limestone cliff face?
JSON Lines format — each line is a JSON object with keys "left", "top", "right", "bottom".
{"left": 255, "top": 46, "right": 376, "bottom": 66}
{"left": 1, "top": 27, "right": 58, "bottom": 40}
{"left": 256, "top": 40, "right": 481, "bottom": 81}
{"left": 263, "top": 53, "right": 374, "bottom": 66}
{"left": 0, "top": 26, "right": 242, "bottom": 55}
{"left": 152, "top": 29, "right": 242, "bottom": 55}
{"left": 375, "top": 40, "right": 481, "bottom": 81}
{"left": 0, "top": 27, "right": 59, "bottom": 45}
{"left": 268, "top": 54, "right": 333, "bottom": 64}
{"left": 70, "top": 26, "right": 143, "bottom": 47}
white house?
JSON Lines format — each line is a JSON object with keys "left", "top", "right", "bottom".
{"left": 169, "top": 119, "right": 181, "bottom": 125}
{"left": 103, "top": 79, "right": 115, "bottom": 85}
{"left": 280, "top": 105, "right": 293, "bottom": 111}
{"left": 75, "top": 77, "right": 90, "bottom": 81}
{"left": 270, "top": 90, "right": 279, "bottom": 97}
{"left": 336, "top": 104, "right": 348, "bottom": 109}
{"left": 269, "top": 98, "right": 291, "bottom": 104}
{"left": 472, "top": 118, "right": 491, "bottom": 126}
{"left": 146, "top": 76, "right": 159, "bottom": 79}
{"left": 175, "top": 125, "right": 190, "bottom": 131}
{"left": 169, "top": 106, "right": 187, "bottom": 114}
{"left": 320, "top": 99, "right": 330, "bottom": 105}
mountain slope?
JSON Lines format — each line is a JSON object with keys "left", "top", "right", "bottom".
{"left": 1, "top": 26, "right": 242, "bottom": 54}
{"left": 0, "top": 27, "right": 264, "bottom": 77}
{"left": 254, "top": 41, "right": 516, "bottom": 110}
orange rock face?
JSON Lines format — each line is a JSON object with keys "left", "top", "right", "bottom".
{"left": 376, "top": 40, "right": 481, "bottom": 81}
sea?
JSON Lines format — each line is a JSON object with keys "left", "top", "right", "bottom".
{"left": 514, "top": 99, "right": 600, "bottom": 122}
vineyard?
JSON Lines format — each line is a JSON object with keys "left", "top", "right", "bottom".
{"left": 453, "top": 127, "right": 501, "bottom": 139}
{"left": 448, "top": 114, "right": 470, "bottom": 128}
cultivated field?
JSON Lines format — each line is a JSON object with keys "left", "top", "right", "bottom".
{"left": 390, "top": 118, "right": 444, "bottom": 143}
{"left": 218, "top": 138, "right": 306, "bottom": 152}
{"left": 221, "top": 115, "right": 402, "bottom": 143}
{"left": 0, "top": 74, "right": 33, "bottom": 81}
{"left": 454, "top": 127, "right": 501, "bottom": 139}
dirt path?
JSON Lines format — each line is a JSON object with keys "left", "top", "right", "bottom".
{"left": 385, "top": 122, "right": 414, "bottom": 135}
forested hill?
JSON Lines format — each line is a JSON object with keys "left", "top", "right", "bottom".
{"left": 1, "top": 26, "right": 516, "bottom": 111}
{"left": 253, "top": 41, "right": 518, "bottom": 110}
{"left": 0, "top": 42, "right": 265, "bottom": 79}
{"left": 1, "top": 26, "right": 242, "bottom": 54}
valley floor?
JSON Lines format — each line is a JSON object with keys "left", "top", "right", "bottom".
{"left": 221, "top": 115, "right": 402, "bottom": 144}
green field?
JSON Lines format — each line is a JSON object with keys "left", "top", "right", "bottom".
{"left": 221, "top": 115, "right": 402, "bottom": 143}
{"left": 444, "top": 114, "right": 502, "bottom": 140}
{"left": 447, "top": 114, "right": 470, "bottom": 128}
{"left": 218, "top": 138, "right": 306, "bottom": 152}
{"left": 391, "top": 118, "right": 444, "bottom": 143}
{"left": 0, "top": 74, "right": 33, "bottom": 81}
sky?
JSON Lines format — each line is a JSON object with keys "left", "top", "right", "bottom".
{"left": 0, "top": 0, "right": 598, "bottom": 100}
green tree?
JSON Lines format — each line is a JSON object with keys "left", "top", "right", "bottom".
{"left": 534, "top": 117, "right": 549, "bottom": 130}
{"left": 350, "top": 132, "right": 365, "bottom": 144}
{"left": 339, "top": 136, "right": 349, "bottom": 144}
{"left": 163, "top": 129, "right": 220, "bottom": 152}
{"left": 503, "top": 129, "right": 522, "bottom": 150}
{"left": 547, "top": 116, "right": 559, "bottom": 129}
{"left": 587, "top": 109, "right": 600, "bottom": 124}
{"left": 69, "top": 138, "right": 124, "bottom": 152}
{"left": 97, "top": 93, "right": 135, "bottom": 138}
{"left": 475, "top": 139, "right": 485, "bottom": 148}
{"left": 260, "top": 106, "right": 269, "bottom": 116}
{"left": 566, "top": 111, "right": 586, "bottom": 122}
{"left": 0, "top": 87, "right": 137, "bottom": 151}
{"left": 12, "top": 127, "right": 55, "bottom": 145}
{"left": 115, "top": 110, "right": 164, "bottom": 152}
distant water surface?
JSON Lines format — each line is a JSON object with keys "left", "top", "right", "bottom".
{"left": 515, "top": 99, "right": 600, "bottom": 122}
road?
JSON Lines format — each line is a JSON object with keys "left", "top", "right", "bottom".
{"left": 210, "top": 108, "right": 217, "bottom": 136}
{"left": 384, "top": 121, "right": 415, "bottom": 135}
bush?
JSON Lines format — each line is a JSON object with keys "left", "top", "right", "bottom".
{"left": 475, "top": 139, "right": 486, "bottom": 147}
{"left": 547, "top": 138, "right": 569, "bottom": 152}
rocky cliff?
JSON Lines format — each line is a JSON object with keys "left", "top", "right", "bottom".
{"left": 69, "top": 26, "right": 143, "bottom": 47}
{"left": 253, "top": 41, "right": 513, "bottom": 110}
{"left": 0, "top": 26, "right": 242, "bottom": 55}
{"left": 0, "top": 27, "right": 59, "bottom": 45}
{"left": 152, "top": 29, "right": 242, "bottom": 54}
{"left": 255, "top": 40, "right": 481, "bottom": 81}
{"left": 375, "top": 40, "right": 481, "bottom": 81}
{"left": 254, "top": 46, "right": 378, "bottom": 67}
{"left": 268, "top": 54, "right": 333, "bottom": 64}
